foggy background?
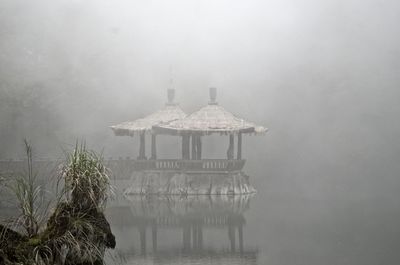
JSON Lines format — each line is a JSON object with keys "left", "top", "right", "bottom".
{"left": 1, "top": 0, "right": 400, "bottom": 201}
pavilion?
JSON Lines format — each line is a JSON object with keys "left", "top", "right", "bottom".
{"left": 110, "top": 87, "right": 266, "bottom": 174}
{"left": 110, "top": 88, "right": 186, "bottom": 160}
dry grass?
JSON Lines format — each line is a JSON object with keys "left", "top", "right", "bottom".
{"left": 0, "top": 141, "right": 115, "bottom": 265}
{"left": 61, "top": 142, "right": 112, "bottom": 210}
{"left": 7, "top": 139, "right": 48, "bottom": 238}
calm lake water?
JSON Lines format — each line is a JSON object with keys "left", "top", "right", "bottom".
{"left": 104, "top": 180, "right": 400, "bottom": 265}
{"left": 1, "top": 175, "right": 400, "bottom": 265}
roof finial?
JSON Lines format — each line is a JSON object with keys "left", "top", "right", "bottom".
{"left": 209, "top": 87, "right": 217, "bottom": 105}
{"left": 167, "top": 65, "right": 176, "bottom": 105}
{"left": 169, "top": 65, "right": 174, "bottom": 89}
{"left": 167, "top": 88, "right": 175, "bottom": 105}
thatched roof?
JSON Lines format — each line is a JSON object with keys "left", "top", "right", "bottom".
{"left": 154, "top": 89, "right": 267, "bottom": 135}
{"left": 110, "top": 89, "right": 187, "bottom": 136}
{"left": 111, "top": 104, "right": 187, "bottom": 136}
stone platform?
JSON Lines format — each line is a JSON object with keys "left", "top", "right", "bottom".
{"left": 123, "top": 170, "right": 256, "bottom": 195}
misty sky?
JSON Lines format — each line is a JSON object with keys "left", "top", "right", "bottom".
{"left": 1, "top": 0, "right": 400, "bottom": 199}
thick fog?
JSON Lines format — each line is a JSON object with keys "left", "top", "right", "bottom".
{"left": 1, "top": 0, "right": 400, "bottom": 200}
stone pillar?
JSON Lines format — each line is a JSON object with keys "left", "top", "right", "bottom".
{"left": 150, "top": 134, "right": 157, "bottom": 160}
{"left": 237, "top": 133, "right": 242, "bottom": 160}
{"left": 182, "top": 134, "right": 190, "bottom": 160}
{"left": 227, "top": 134, "right": 235, "bottom": 160}
{"left": 191, "top": 135, "right": 197, "bottom": 160}
{"left": 138, "top": 132, "right": 146, "bottom": 160}
{"left": 196, "top": 136, "right": 202, "bottom": 160}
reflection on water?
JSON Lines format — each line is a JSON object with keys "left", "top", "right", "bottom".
{"left": 105, "top": 195, "right": 257, "bottom": 265}
{"left": 3, "top": 164, "right": 399, "bottom": 265}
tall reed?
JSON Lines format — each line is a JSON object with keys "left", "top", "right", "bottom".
{"left": 9, "top": 139, "right": 46, "bottom": 237}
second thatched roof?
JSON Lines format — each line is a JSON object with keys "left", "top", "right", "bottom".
{"left": 153, "top": 88, "right": 267, "bottom": 136}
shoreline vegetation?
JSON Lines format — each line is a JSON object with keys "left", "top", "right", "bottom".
{"left": 0, "top": 141, "right": 115, "bottom": 265}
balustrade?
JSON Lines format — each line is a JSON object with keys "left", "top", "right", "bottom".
{"left": 130, "top": 159, "right": 245, "bottom": 172}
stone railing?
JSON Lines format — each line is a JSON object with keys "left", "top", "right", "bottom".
{"left": 133, "top": 159, "right": 246, "bottom": 172}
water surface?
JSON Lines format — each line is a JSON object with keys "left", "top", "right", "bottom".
{"left": 104, "top": 182, "right": 400, "bottom": 265}
{"left": 1, "top": 174, "right": 399, "bottom": 265}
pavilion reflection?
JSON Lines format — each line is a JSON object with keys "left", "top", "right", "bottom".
{"left": 106, "top": 195, "right": 258, "bottom": 264}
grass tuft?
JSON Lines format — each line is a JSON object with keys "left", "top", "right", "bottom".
{"left": 61, "top": 142, "right": 112, "bottom": 211}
